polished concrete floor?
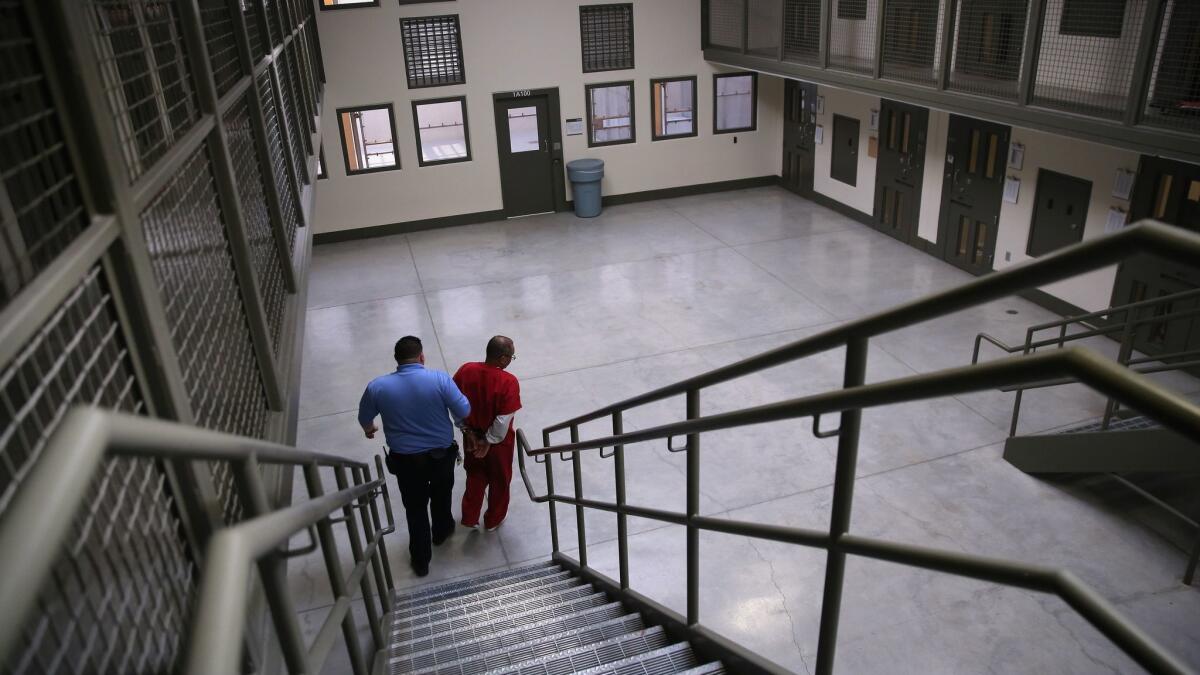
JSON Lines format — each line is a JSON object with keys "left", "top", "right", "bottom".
{"left": 292, "top": 186, "right": 1200, "bottom": 673}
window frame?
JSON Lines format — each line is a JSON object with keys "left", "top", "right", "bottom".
{"left": 317, "top": 145, "right": 327, "bottom": 179}
{"left": 585, "top": 80, "right": 637, "bottom": 148}
{"left": 400, "top": 14, "right": 466, "bottom": 89}
{"left": 336, "top": 102, "right": 402, "bottom": 176}
{"left": 398, "top": 0, "right": 454, "bottom": 4}
{"left": 837, "top": 0, "right": 867, "bottom": 20}
{"left": 410, "top": 95, "right": 472, "bottom": 167}
{"left": 712, "top": 72, "right": 758, "bottom": 134}
{"left": 580, "top": 3, "right": 635, "bottom": 74}
{"left": 319, "top": 0, "right": 380, "bottom": 11}
{"left": 649, "top": 75, "right": 699, "bottom": 141}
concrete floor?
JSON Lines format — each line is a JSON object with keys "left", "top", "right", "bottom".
{"left": 292, "top": 186, "right": 1200, "bottom": 674}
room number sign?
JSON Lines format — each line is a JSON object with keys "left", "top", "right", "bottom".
{"left": 511, "top": 89, "right": 532, "bottom": 97}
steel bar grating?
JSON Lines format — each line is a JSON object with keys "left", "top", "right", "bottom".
{"left": 198, "top": 0, "right": 241, "bottom": 98}
{"left": 401, "top": 15, "right": 466, "bottom": 88}
{"left": 272, "top": 62, "right": 307, "bottom": 189}
{"left": 829, "top": 0, "right": 878, "bottom": 75}
{"left": 390, "top": 596, "right": 611, "bottom": 656}
{"left": 392, "top": 571, "right": 574, "bottom": 620}
{"left": 783, "top": 0, "right": 821, "bottom": 64}
{"left": 947, "top": 0, "right": 1029, "bottom": 100}
{"left": 7, "top": 454, "right": 196, "bottom": 674}
{"left": 0, "top": 1, "right": 92, "bottom": 310}
{"left": 224, "top": 97, "right": 287, "bottom": 353}
{"left": 265, "top": 0, "right": 284, "bottom": 47}
{"left": 138, "top": 146, "right": 269, "bottom": 527}
{"left": 881, "top": 0, "right": 944, "bottom": 85}
{"left": 0, "top": 266, "right": 145, "bottom": 516}
{"left": 86, "top": 0, "right": 201, "bottom": 182}
{"left": 391, "top": 579, "right": 584, "bottom": 632}
{"left": 1032, "top": 0, "right": 1145, "bottom": 119}
{"left": 256, "top": 70, "right": 300, "bottom": 249}
{"left": 1142, "top": 0, "right": 1200, "bottom": 133}
{"left": 580, "top": 4, "right": 634, "bottom": 73}
{"left": 282, "top": 45, "right": 312, "bottom": 154}
{"left": 707, "top": 0, "right": 744, "bottom": 50}
{"left": 503, "top": 628, "right": 669, "bottom": 675}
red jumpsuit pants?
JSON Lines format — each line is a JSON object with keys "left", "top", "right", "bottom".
{"left": 460, "top": 440, "right": 514, "bottom": 529}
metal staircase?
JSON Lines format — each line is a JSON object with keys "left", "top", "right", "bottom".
{"left": 384, "top": 561, "right": 724, "bottom": 675}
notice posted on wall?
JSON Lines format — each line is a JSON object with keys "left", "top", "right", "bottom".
{"left": 1003, "top": 176, "right": 1020, "bottom": 204}
{"left": 565, "top": 118, "right": 584, "bottom": 136}
{"left": 1106, "top": 207, "right": 1127, "bottom": 233}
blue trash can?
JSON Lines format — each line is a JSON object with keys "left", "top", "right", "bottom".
{"left": 567, "top": 158, "right": 604, "bottom": 218}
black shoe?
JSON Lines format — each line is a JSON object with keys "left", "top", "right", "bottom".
{"left": 412, "top": 562, "right": 429, "bottom": 577}
{"left": 432, "top": 524, "right": 455, "bottom": 546}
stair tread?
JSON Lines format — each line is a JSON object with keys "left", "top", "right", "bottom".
{"left": 1057, "top": 414, "right": 1159, "bottom": 435}
{"left": 388, "top": 594, "right": 612, "bottom": 655}
{"left": 402, "top": 614, "right": 648, "bottom": 675}
{"left": 392, "top": 577, "right": 584, "bottom": 626}
{"left": 393, "top": 561, "right": 559, "bottom": 605}
{"left": 674, "top": 663, "right": 724, "bottom": 675}
{"left": 392, "top": 571, "right": 577, "bottom": 620}
{"left": 391, "top": 585, "right": 598, "bottom": 639}
{"left": 390, "top": 604, "right": 634, "bottom": 671}
{"left": 568, "top": 643, "right": 697, "bottom": 675}
{"left": 476, "top": 626, "right": 669, "bottom": 675}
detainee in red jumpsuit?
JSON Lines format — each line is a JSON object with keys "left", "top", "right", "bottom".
{"left": 453, "top": 336, "right": 522, "bottom": 531}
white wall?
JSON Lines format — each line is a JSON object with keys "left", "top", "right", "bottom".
{"left": 313, "top": 0, "right": 784, "bottom": 234}
{"left": 812, "top": 85, "right": 879, "bottom": 215}
{"left": 809, "top": 85, "right": 1141, "bottom": 312}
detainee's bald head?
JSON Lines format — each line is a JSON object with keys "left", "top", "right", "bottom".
{"left": 486, "top": 335, "right": 514, "bottom": 361}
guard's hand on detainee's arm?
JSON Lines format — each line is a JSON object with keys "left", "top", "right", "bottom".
{"left": 363, "top": 423, "right": 378, "bottom": 439}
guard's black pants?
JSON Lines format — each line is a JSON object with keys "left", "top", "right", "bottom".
{"left": 386, "top": 447, "right": 456, "bottom": 568}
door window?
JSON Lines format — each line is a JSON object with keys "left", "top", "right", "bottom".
{"left": 507, "top": 107, "right": 540, "bottom": 153}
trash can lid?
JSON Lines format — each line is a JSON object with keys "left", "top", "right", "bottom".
{"left": 566, "top": 158, "right": 604, "bottom": 171}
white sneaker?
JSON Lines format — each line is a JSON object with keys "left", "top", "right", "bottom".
{"left": 485, "top": 521, "right": 504, "bottom": 532}
{"left": 461, "top": 521, "right": 480, "bottom": 531}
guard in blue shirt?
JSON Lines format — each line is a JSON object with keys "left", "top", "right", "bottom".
{"left": 359, "top": 335, "right": 470, "bottom": 577}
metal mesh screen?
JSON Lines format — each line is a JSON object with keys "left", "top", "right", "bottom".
{"left": 273, "top": 63, "right": 308, "bottom": 187}
{"left": 746, "top": 0, "right": 781, "bottom": 57}
{"left": 0, "top": 266, "right": 145, "bottom": 515}
{"left": 199, "top": 0, "right": 241, "bottom": 98}
{"left": 1032, "top": 0, "right": 1144, "bottom": 118}
{"left": 882, "top": 0, "right": 944, "bottom": 84}
{"left": 1143, "top": 0, "right": 1200, "bottom": 133}
{"left": 707, "top": 0, "right": 745, "bottom": 50}
{"left": 265, "top": 0, "right": 284, "bottom": 46}
{"left": 257, "top": 70, "right": 300, "bottom": 251}
{"left": 401, "top": 15, "right": 466, "bottom": 88}
{"left": 138, "top": 147, "right": 269, "bottom": 442}
{"left": 580, "top": 4, "right": 634, "bottom": 73}
{"left": 947, "top": 0, "right": 1029, "bottom": 99}
{"left": 830, "top": 0, "right": 879, "bottom": 74}
{"left": 225, "top": 98, "right": 287, "bottom": 353}
{"left": 243, "top": 0, "right": 266, "bottom": 60}
{"left": 0, "top": 2, "right": 92, "bottom": 311}
{"left": 86, "top": 0, "right": 201, "bottom": 182}
{"left": 784, "top": 0, "right": 821, "bottom": 63}
{"left": 283, "top": 45, "right": 313, "bottom": 152}
{"left": 7, "top": 455, "right": 196, "bottom": 674}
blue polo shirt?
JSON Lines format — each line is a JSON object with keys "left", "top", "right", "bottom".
{"left": 358, "top": 364, "right": 470, "bottom": 455}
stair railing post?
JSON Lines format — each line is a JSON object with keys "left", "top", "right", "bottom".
{"left": 613, "top": 411, "right": 630, "bottom": 589}
{"left": 543, "top": 429, "right": 560, "bottom": 554}
{"left": 571, "top": 424, "right": 587, "bottom": 567}
{"left": 814, "top": 338, "right": 869, "bottom": 675}
{"left": 333, "top": 465, "right": 384, "bottom": 653}
{"left": 686, "top": 388, "right": 700, "bottom": 626}
{"left": 351, "top": 465, "right": 392, "bottom": 615}
{"left": 304, "top": 463, "right": 369, "bottom": 675}
{"left": 1104, "top": 317, "right": 1139, "bottom": 430}
{"left": 367, "top": 459, "right": 398, "bottom": 596}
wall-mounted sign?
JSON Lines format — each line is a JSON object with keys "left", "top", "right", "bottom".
{"left": 814, "top": 125, "right": 824, "bottom": 144}
{"left": 815, "top": 95, "right": 825, "bottom": 114}
{"left": 1007, "top": 142, "right": 1024, "bottom": 170}
{"left": 1106, "top": 207, "right": 1128, "bottom": 233}
{"left": 1112, "top": 169, "right": 1135, "bottom": 200}
{"left": 1003, "top": 176, "right": 1020, "bottom": 204}
{"left": 565, "top": 118, "right": 584, "bottom": 136}
{"left": 868, "top": 108, "right": 879, "bottom": 132}
{"left": 867, "top": 136, "right": 878, "bottom": 158}
{"left": 511, "top": 89, "right": 532, "bottom": 97}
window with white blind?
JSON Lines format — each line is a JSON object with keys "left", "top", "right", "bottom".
{"left": 337, "top": 104, "right": 399, "bottom": 174}
{"left": 412, "top": 96, "right": 471, "bottom": 165}
{"left": 586, "top": 81, "right": 635, "bottom": 147}
{"left": 650, "top": 76, "right": 697, "bottom": 140}
{"left": 714, "top": 72, "right": 757, "bottom": 133}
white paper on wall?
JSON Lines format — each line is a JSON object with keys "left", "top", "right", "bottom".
{"left": 814, "top": 125, "right": 824, "bottom": 144}
{"left": 1007, "top": 142, "right": 1024, "bottom": 170}
{"left": 565, "top": 118, "right": 584, "bottom": 135}
{"left": 1112, "top": 169, "right": 1136, "bottom": 200}
{"left": 1105, "top": 207, "right": 1127, "bottom": 233}
{"left": 1003, "top": 176, "right": 1020, "bottom": 204}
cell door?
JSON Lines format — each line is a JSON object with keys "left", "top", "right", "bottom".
{"left": 494, "top": 95, "right": 556, "bottom": 217}
{"left": 781, "top": 79, "right": 817, "bottom": 195}
{"left": 1026, "top": 169, "right": 1091, "bottom": 257}
{"left": 938, "top": 114, "right": 1009, "bottom": 274}
{"left": 873, "top": 99, "right": 928, "bottom": 244}
{"left": 1112, "top": 155, "right": 1200, "bottom": 360}
{"left": 830, "top": 114, "right": 859, "bottom": 186}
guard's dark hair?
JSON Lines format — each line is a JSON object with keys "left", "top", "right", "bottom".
{"left": 395, "top": 336, "right": 423, "bottom": 362}
{"left": 486, "top": 335, "right": 514, "bottom": 360}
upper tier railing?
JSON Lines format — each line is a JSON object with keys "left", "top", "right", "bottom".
{"left": 517, "top": 221, "right": 1200, "bottom": 675}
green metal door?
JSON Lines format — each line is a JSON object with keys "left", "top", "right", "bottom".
{"left": 873, "top": 99, "right": 928, "bottom": 244}
{"left": 938, "top": 114, "right": 1009, "bottom": 275}
{"left": 781, "top": 79, "right": 817, "bottom": 195}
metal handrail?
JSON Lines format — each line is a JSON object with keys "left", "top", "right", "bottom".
{"left": 0, "top": 408, "right": 397, "bottom": 675}
{"left": 523, "top": 221, "right": 1200, "bottom": 675}
{"left": 971, "top": 285, "right": 1200, "bottom": 435}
